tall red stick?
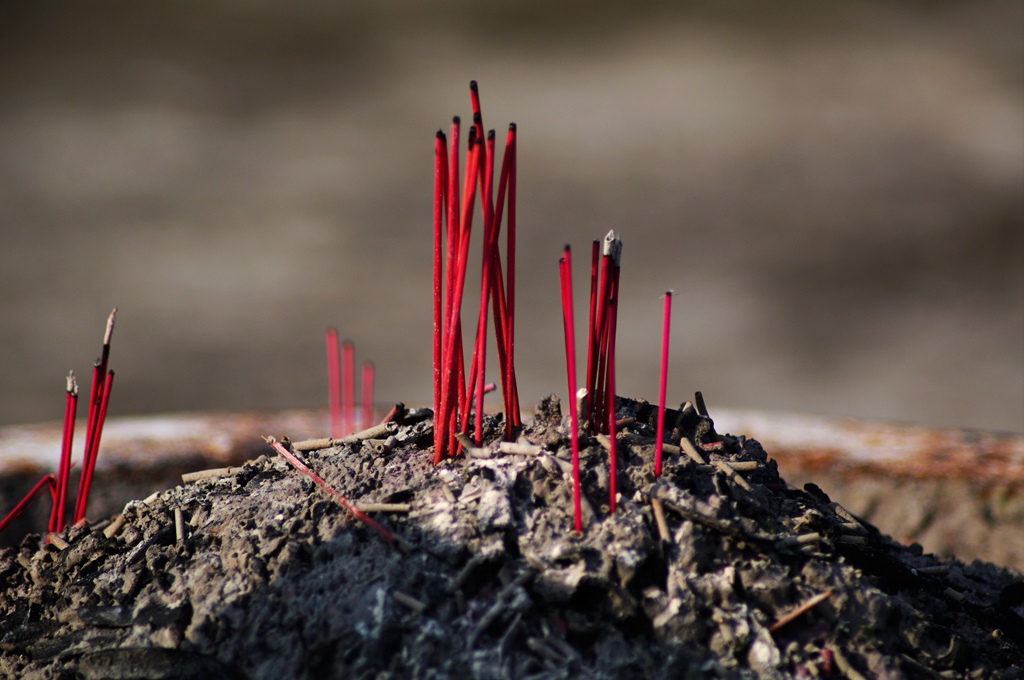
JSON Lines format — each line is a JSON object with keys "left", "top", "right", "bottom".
{"left": 559, "top": 247, "right": 583, "bottom": 533}
{"left": 433, "top": 131, "right": 447, "bottom": 432}
{"left": 73, "top": 370, "right": 113, "bottom": 523}
{"left": 265, "top": 438, "right": 398, "bottom": 545}
{"left": 73, "top": 310, "right": 116, "bottom": 524}
{"left": 49, "top": 373, "right": 77, "bottom": 533}
{"left": 0, "top": 474, "right": 56, "bottom": 535}
{"left": 590, "top": 247, "right": 613, "bottom": 430}
{"left": 326, "top": 328, "right": 342, "bottom": 439}
{"left": 503, "top": 123, "right": 521, "bottom": 430}
{"left": 342, "top": 340, "right": 355, "bottom": 436}
{"left": 361, "top": 361, "right": 375, "bottom": 431}
{"left": 471, "top": 130, "right": 497, "bottom": 445}
{"left": 585, "top": 240, "right": 600, "bottom": 427}
{"left": 653, "top": 291, "right": 673, "bottom": 477}
{"left": 436, "top": 130, "right": 480, "bottom": 462}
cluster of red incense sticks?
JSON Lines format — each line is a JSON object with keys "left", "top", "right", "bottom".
{"left": 0, "top": 310, "right": 117, "bottom": 538}
{"left": 325, "top": 329, "right": 375, "bottom": 438}
{"left": 560, "top": 234, "right": 623, "bottom": 530}
{"left": 433, "top": 82, "right": 521, "bottom": 462}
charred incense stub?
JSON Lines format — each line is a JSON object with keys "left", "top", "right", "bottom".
{"left": 102, "top": 514, "right": 125, "bottom": 539}
{"left": 45, "top": 532, "right": 69, "bottom": 551}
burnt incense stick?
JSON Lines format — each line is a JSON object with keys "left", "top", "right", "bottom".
{"left": 469, "top": 80, "right": 482, "bottom": 138}
{"left": 558, "top": 247, "right": 583, "bottom": 533}
{"left": 265, "top": 437, "right": 400, "bottom": 546}
{"left": 654, "top": 292, "right": 673, "bottom": 477}
{"left": 49, "top": 372, "right": 78, "bottom": 533}
{"left": 361, "top": 361, "right": 375, "bottom": 431}
{"left": 694, "top": 391, "right": 709, "bottom": 417}
{"left": 73, "top": 370, "right": 113, "bottom": 523}
{"left": 342, "top": 340, "right": 355, "bottom": 436}
{"left": 0, "top": 474, "right": 55, "bottom": 535}
{"left": 326, "top": 328, "right": 342, "bottom": 439}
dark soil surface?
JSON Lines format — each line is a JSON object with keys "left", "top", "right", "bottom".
{"left": 1, "top": 397, "right": 1022, "bottom": 679}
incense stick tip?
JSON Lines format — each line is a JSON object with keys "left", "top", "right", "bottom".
{"left": 509, "top": 122, "right": 516, "bottom": 131}
{"left": 487, "top": 129, "right": 495, "bottom": 141}
{"left": 473, "top": 112, "right": 482, "bottom": 126}
{"left": 66, "top": 371, "right": 77, "bottom": 395}
{"left": 104, "top": 308, "right": 117, "bottom": 345}
{"left": 469, "top": 80, "right": 478, "bottom": 92}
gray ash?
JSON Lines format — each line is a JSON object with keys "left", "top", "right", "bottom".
{"left": 1, "top": 397, "right": 1021, "bottom": 679}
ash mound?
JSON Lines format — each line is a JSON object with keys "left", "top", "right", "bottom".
{"left": 1, "top": 397, "right": 1021, "bottom": 679}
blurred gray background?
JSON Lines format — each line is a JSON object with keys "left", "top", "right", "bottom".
{"left": 1, "top": 1, "right": 1021, "bottom": 433}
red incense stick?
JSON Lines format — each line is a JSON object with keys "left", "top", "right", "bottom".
{"left": 606, "top": 282, "right": 621, "bottom": 512}
{"left": 49, "top": 372, "right": 78, "bottom": 533}
{"left": 584, "top": 239, "right": 600, "bottom": 427}
{"left": 504, "top": 124, "right": 521, "bottom": 428}
{"left": 653, "top": 291, "right": 673, "bottom": 477}
{"left": 590, "top": 245, "right": 613, "bottom": 430}
{"left": 73, "top": 370, "right": 113, "bottom": 523}
{"left": 437, "top": 130, "right": 480, "bottom": 462}
{"left": 73, "top": 310, "right": 116, "bottom": 524}
{"left": 342, "top": 340, "right": 355, "bottom": 436}
{"left": 361, "top": 361, "right": 375, "bottom": 431}
{"left": 433, "top": 131, "right": 447, "bottom": 431}
{"left": 0, "top": 474, "right": 56, "bottom": 536}
{"left": 558, "top": 246, "right": 583, "bottom": 533}
{"left": 470, "top": 130, "right": 498, "bottom": 445}
{"left": 265, "top": 438, "right": 398, "bottom": 545}
{"left": 490, "top": 123, "right": 518, "bottom": 435}
{"left": 326, "top": 328, "right": 342, "bottom": 438}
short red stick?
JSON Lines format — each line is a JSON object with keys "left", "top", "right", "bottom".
{"left": 342, "top": 340, "right": 355, "bottom": 436}
{"left": 653, "top": 291, "right": 673, "bottom": 477}
{"left": 326, "top": 328, "right": 342, "bottom": 439}
{"left": 361, "top": 361, "right": 375, "bottom": 431}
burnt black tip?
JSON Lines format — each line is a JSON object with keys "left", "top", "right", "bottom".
{"left": 436, "top": 130, "right": 445, "bottom": 139}
{"left": 487, "top": 129, "right": 496, "bottom": 141}
{"left": 452, "top": 116, "right": 460, "bottom": 125}
{"left": 694, "top": 391, "right": 708, "bottom": 417}
{"left": 470, "top": 80, "right": 479, "bottom": 91}
{"left": 564, "top": 244, "right": 572, "bottom": 252}
{"left": 473, "top": 112, "right": 482, "bottom": 125}
{"left": 509, "top": 122, "right": 516, "bottom": 131}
